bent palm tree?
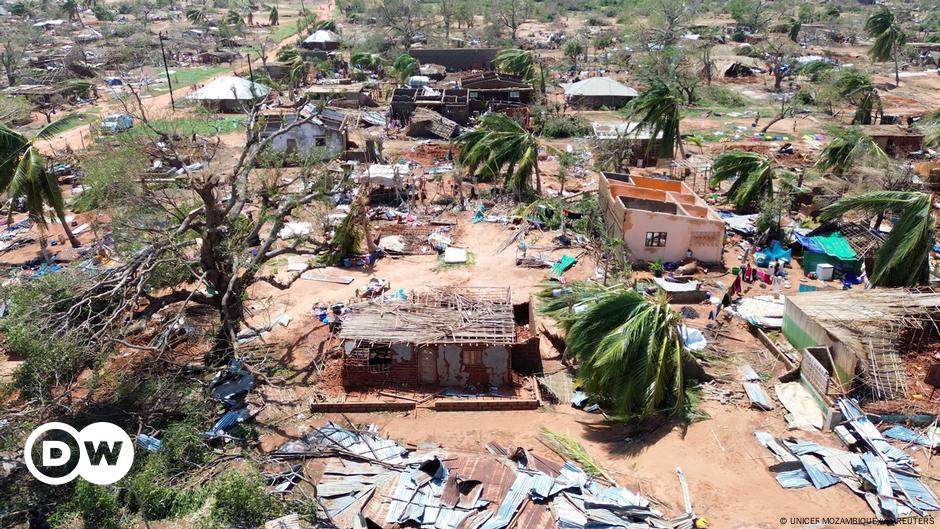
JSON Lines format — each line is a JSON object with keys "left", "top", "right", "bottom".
{"left": 820, "top": 191, "right": 933, "bottom": 287}
{"left": 350, "top": 52, "right": 385, "bottom": 72}
{"left": 391, "top": 54, "right": 419, "bottom": 85}
{"left": 626, "top": 80, "right": 684, "bottom": 159}
{"left": 276, "top": 48, "right": 306, "bottom": 100}
{"left": 454, "top": 112, "right": 542, "bottom": 196}
{"left": 493, "top": 49, "right": 544, "bottom": 93}
{"left": 814, "top": 127, "right": 887, "bottom": 177}
{"left": 833, "top": 69, "right": 882, "bottom": 125}
{"left": 709, "top": 151, "right": 794, "bottom": 212}
{"left": 866, "top": 7, "right": 906, "bottom": 86}
{"left": 538, "top": 283, "right": 699, "bottom": 420}
{"left": 0, "top": 118, "right": 82, "bottom": 247}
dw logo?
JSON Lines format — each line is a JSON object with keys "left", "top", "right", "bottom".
{"left": 24, "top": 422, "right": 135, "bottom": 485}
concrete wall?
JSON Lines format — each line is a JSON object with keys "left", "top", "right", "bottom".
{"left": 598, "top": 173, "right": 724, "bottom": 263}
{"left": 782, "top": 297, "right": 858, "bottom": 385}
{"left": 267, "top": 122, "right": 345, "bottom": 159}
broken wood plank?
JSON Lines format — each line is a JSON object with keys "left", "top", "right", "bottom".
{"left": 300, "top": 271, "right": 355, "bottom": 284}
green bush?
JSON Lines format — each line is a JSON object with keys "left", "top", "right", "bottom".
{"left": 538, "top": 115, "right": 591, "bottom": 138}
{"left": 0, "top": 96, "right": 33, "bottom": 126}
{"left": 72, "top": 144, "right": 147, "bottom": 213}
{"left": 697, "top": 85, "right": 746, "bottom": 107}
{"left": 0, "top": 272, "right": 98, "bottom": 401}
{"left": 93, "top": 5, "right": 116, "bottom": 20}
{"left": 129, "top": 457, "right": 208, "bottom": 520}
{"left": 211, "top": 470, "right": 277, "bottom": 528}
{"left": 50, "top": 481, "right": 123, "bottom": 529}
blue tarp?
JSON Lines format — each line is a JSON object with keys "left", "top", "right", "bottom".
{"left": 794, "top": 233, "right": 824, "bottom": 254}
{"left": 755, "top": 240, "right": 791, "bottom": 266}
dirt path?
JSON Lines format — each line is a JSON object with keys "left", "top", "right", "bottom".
{"left": 40, "top": 0, "right": 336, "bottom": 153}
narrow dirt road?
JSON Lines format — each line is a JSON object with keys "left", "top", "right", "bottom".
{"left": 43, "top": 0, "right": 336, "bottom": 153}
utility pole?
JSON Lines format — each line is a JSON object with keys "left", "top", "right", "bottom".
{"left": 159, "top": 32, "right": 176, "bottom": 111}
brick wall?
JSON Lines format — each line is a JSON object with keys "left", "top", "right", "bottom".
{"left": 433, "top": 399, "right": 540, "bottom": 411}
{"left": 310, "top": 401, "right": 416, "bottom": 413}
{"left": 343, "top": 359, "right": 419, "bottom": 386}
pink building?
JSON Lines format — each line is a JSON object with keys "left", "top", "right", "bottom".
{"left": 599, "top": 172, "right": 725, "bottom": 264}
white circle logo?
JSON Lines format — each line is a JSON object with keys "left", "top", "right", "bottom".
{"left": 24, "top": 422, "right": 135, "bottom": 485}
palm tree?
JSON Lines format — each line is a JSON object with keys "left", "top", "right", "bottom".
{"left": 538, "top": 283, "right": 699, "bottom": 420}
{"left": 0, "top": 118, "right": 82, "bottom": 248}
{"left": 788, "top": 20, "right": 801, "bottom": 43}
{"left": 350, "top": 52, "right": 385, "bottom": 72}
{"left": 493, "top": 49, "right": 544, "bottom": 93}
{"left": 391, "top": 54, "right": 418, "bottom": 85}
{"left": 186, "top": 6, "right": 206, "bottom": 25}
{"left": 833, "top": 69, "right": 882, "bottom": 125}
{"left": 709, "top": 151, "right": 795, "bottom": 212}
{"left": 626, "top": 80, "right": 684, "bottom": 159}
{"left": 276, "top": 48, "right": 306, "bottom": 100}
{"left": 186, "top": 6, "right": 210, "bottom": 36}
{"left": 814, "top": 127, "right": 887, "bottom": 177}
{"left": 454, "top": 113, "right": 542, "bottom": 196}
{"left": 268, "top": 5, "right": 278, "bottom": 26}
{"left": 60, "top": 0, "right": 84, "bottom": 26}
{"left": 918, "top": 108, "right": 940, "bottom": 149}
{"left": 225, "top": 9, "right": 245, "bottom": 28}
{"left": 820, "top": 191, "right": 933, "bottom": 287}
{"left": 865, "top": 7, "right": 906, "bottom": 86}
{"left": 314, "top": 19, "right": 337, "bottom": 31}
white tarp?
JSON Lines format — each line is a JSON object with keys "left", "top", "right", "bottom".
{"left": 188, "top": 76, "right": 271, "bottom": 100}
{"left": 563, "top": 77, "right": 638, "bottom": 98}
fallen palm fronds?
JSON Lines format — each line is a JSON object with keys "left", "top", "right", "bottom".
{"left": 538, "top": 427, "right": 605, "bottom": 478}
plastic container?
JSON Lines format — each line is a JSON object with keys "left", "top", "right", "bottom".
{"left": 816, "top": 263, "right": 834, "bottom": 281}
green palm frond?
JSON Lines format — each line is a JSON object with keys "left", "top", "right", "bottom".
{"left": 392, "top": 54, "right": 418, "bottom": 85}
{"left": 35, "top": 114, "right": 82, "bottom": 141}
{"left": 709, "top": 151, "right": 775, "bottom": 211}
{"left": 493, "top": 49, "right": 536, "bottom": 83}
{"left": 814, "top": 127, "right": 887, "bottom": 176}
{"left": 866, "top": 8, "right": 906, "bottom": 63}
{"left": 820, "top": 191, "right": 933, "bottom": 286}
{"left": 626, "top": 80, "right": 683, "bottom": 159}
{"left": 788, "top": 20, "right": 801, "bottom": 43}
{"left": 453, "top": 113, "right": 539, "bottom": 195}
{"left": 537, "top": 283, "right": 697, "bottom": 419}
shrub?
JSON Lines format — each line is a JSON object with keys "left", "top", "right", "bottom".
{"left": 50, "top": 481, "right": 123, "bottom": 529}
{"left": 72, "top": 144, "right": 147, "bottom": 213}
{"left": 93, "top": 5, "right": 116, "bottom": 20}
{"left": 538, "top": 115, "right": 591, "bottom": 138}
{"left": 698, "top": 85, "right": 746, "bottom": 107}
{"left": 0, "top": 96, "right": 33, "bottom": 126}
{"left": 211, "top": 470, "right": 276, "bottom": 528}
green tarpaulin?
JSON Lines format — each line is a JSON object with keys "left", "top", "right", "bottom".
{"left": 549, "top": 255, "right": 577, "bottom": 279}
{"left": 811, "top": 232, "right": 857, "bottom": 260}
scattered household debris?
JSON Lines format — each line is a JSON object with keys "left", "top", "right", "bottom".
{"left": 278, "top": 422, "right": 696, "bottom": 529}
{"left": 755, "top": 399, "right": 940, "bottom": 523}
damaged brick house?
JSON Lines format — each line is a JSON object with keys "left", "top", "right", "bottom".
{"left": 339, "top": 287, "right": 540, "bottom": 387}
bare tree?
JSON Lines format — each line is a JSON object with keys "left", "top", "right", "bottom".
{"left": 47, "top": 91, "right": 333, "bottom": 365}
{"left": 488, "top": 0, "right": 532, "bottom": 42}
{"left": 373, "top": 0, "right": 430, "bottom": 49}
{"left": 0, "top": 33, "right": 28, "bottom": 87}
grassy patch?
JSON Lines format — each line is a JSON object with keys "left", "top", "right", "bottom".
{"left": 271, "top": 24, "right": 302, "bottom": 42}
{"left": 120, "top": 116, "right": 246, "bottom": 138}
{"left": 434, "top": 250, "right": 475, "bottom": 270}
{"left": 167, "top": 66, "right": 232, "bottom": 89}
